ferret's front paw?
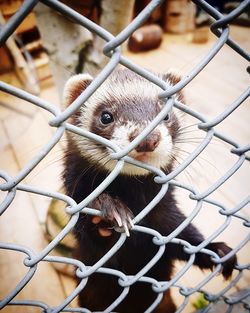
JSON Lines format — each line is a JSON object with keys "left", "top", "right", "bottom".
{"left": 90, "top": 193, "right": 134, "bottom": 237}
{"left": 205, "top": 242, "right": 237, "bottom": 279}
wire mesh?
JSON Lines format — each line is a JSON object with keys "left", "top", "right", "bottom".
{"left": 0, "top": 0, "right": 249, "bottom": 312}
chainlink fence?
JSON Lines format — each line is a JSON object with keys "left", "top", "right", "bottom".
{"left": 0, "top": 0, "right": 249, "bottom": 312}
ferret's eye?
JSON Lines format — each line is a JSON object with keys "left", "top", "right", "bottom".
{"left": 164, "top": 113, "right": 170, "bottom": 122}
{"left": 100, "top": 111, "right": 114, "bottom": 124}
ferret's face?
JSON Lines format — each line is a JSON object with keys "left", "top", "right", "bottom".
{"left": 64, "top": 70, "right": 181, "bottom": 176}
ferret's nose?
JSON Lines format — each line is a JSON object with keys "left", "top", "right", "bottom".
{"left": 129, "top": 131, "right": 160, "bottom": 153}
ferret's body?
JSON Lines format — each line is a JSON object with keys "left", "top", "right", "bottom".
{"left": 63, "top": 69, "right": 236, "bottom": 312}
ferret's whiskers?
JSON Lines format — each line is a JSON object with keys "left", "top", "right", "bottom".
{"left": 169, "top": 152, "right": 195, "bottom": 185}
{"left": 172, "top": 145, "right": 220, "bottom": 177}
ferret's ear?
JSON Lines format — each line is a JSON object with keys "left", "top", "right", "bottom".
{"left": 63, "top": 74, "right": 93, "bottom": 107}
{"left": 162, "top": 70, "right": 185, "bottom": 103}
{"left": 162, "top": 70, "right": 181, "bottom": 86}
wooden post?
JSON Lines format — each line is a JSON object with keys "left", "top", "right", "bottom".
{"left": 163, "top": 0, "right": 196, "bottom": 33}
{"left": 34, "top": 3, "right": 93, "bottom": 98}
{"left": 0, "top": 10, "right": 40, "bottom": 94}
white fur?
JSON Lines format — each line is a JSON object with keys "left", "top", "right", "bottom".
{"left": 70, "top": 119, "right": 174, "bottom": 176}
{"left": 64, "top": 71, "right": 178, "bottom": 176}
{"left": 63, "top": 73, "right": 93, "bottom": 108}
{"left": 106, "top": 122, "right": 173, "bottom": 176}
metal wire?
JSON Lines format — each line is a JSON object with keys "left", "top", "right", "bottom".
{"left": 0, "top": 0, "right": 249, "bottom": 312}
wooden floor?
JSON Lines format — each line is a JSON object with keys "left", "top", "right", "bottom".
{"left": 0, "top": 25, "right": 249, "bottom": 312}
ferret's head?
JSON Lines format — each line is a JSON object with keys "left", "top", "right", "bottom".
{"left": 63, "top": 69, "right": 182, "bottom": 176}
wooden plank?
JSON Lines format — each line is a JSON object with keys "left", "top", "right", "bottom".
{"left": 1, "top": 81, "right": 63, "bottom": 224}
{"left": 0, "top": 84, "right": 72, "bottom": 311}
{"left": 0, "top": 47, "right": 14, "bottom": 74}
{"left": 0, "top": 120, "right": 9, "bottom": 150}
{"left": 0, "top": 0, "right": 23, "bottom": 16}
{"left": 59, "top": 274, "right": 78, "bottom": 309}
{"left": 0, "top": 142, "right": 66, "bottom": 312}
{"left": 3, "top": 13, "right": 37, "bottom": 34}
{"left": 2, "top": 110, "right": 62, "bottom": 183}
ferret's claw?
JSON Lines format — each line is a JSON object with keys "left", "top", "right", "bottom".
{"left": 128, "top": 217, "right": 134, "bottom": 229}
{"left": 123, "top": 222, "right": 130, "bottom": 237}
{"left": 113, "top": 210, "right": 123, "bottom": 227}
{"left": 90, "top": 193, "right": 134, "bottom": 237}
{"left": 113, "top": 211, "right": 133, "bottom": 236}
{"left": 114, "top": 213, "right": 132, "bottom": 236}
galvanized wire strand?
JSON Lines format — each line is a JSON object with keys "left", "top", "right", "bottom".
{"left": 0, "top": 243, "right": 37, "bottom": 309}
{"left": 192, "top": 0, "right": 250, "bottom": 60}
{"left": 0, "top": 0, "right": 39, "bottom": 45}
{"left": 0, "top": 125, "right": 66, "bottom": 191}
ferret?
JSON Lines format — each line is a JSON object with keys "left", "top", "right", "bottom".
{"left": 62, "top": 69, "right": 237, "bottom": 313}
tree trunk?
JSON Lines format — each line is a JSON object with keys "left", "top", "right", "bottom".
{"left": 34, "top": 3, "right": 93, "bottom": 97}
{"left": 34, "top": 0, "right": 135, "bottom": 97}
{"left": 86, "top": 0, "right": 135, "bottom": 75}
